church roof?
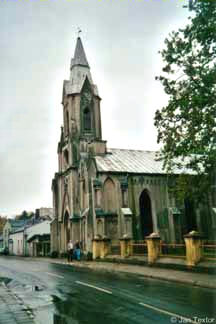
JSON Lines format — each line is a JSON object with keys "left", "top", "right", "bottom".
{"left": 64, "top": 80, "right": 99, "bottom": 97}
{"left": 95, "top": 148, "right": 192, "bottom": 175}
{"left": 70, "top": 37, "right": 89, "bottom": 68}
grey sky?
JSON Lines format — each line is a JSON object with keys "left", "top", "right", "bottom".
{"left": 0, "top": 0, "right": 188, "bottom": 216}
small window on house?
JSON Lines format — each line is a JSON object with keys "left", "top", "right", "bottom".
{"left": 83, "top": 108, "right": 91, "bottom": 131}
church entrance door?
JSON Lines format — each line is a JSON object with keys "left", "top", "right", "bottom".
{"left": 64, "top": 211, "right": 70, "bottom": 251}
{"left": 139, "top": 190, "right": 153, "bottom": 239}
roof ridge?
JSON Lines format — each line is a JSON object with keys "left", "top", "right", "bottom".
{"left": 108, "top": 147, "right": 158, "bottom": 153}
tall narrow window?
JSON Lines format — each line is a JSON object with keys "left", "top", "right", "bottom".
{"left": 64, "top": 149, "right": 69, "bottom": 165}
{"left": 83, "top": 108, "right": 91, "bottom": 131}
{"left": 103, "top": 178, "right": 116, "bottom": 212}
{"left": 66, "top": 110, "right": 69, "bottom": 135}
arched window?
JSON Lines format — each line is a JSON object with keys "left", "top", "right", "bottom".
{"left": 83, "top": 107, "right": 91, "bottom": 131}
{"left": 97, "top": 220, "right": 103, "bottom": 237}
{"left": 64, "top": 149, "right": 69, "bottom": 165}
{"left": 103, "top": 178, "right": 116, "bottom": 212}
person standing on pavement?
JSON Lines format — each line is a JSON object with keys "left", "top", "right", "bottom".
{"left": 75, "top": 240, "right": 81, "bottom": 261}
{"left": 67, "top": 240, "right": 74, "bottom": 263}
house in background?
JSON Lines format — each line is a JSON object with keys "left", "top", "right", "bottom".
{"left": 8, "top": 220, "right": 51, "bottom": 257}
{"left": 26, "top": 221, "right": 51, "bottom": 257}
{"left": 3, "top": 219, "right": 29, "bottom": 248}
{"left": 2, "top": 207, "right": 52, "bottom": 256}
{"left": 9, "top": 226, "right": 25, "bottom": 255}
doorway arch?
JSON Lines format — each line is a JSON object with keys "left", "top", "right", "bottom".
{"left": 184, "top": 197, "right": 197, "bottom": 234}
{"left": 139, "top": 189, "right": 153, "bottom": 238}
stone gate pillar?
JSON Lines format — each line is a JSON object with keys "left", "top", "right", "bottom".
{"left": 184, "top": 231, "right": 204, "bottom": 267}
{"left": 100, "top": 237, "right": 111, "bottom": 259}
{"left": 120, "top": 235, "right": 132, "bottom": 258}
{"left": 145, "top": 233, "right": 161, "bottom": 264}
{"left": 92, "top": 236, "right": 102, "bottom": 259}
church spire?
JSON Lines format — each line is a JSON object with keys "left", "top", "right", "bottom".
{"left": 70, "top": 37, "right": 89, "bottom": 69}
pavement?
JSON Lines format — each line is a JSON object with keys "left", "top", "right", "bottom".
{"left": 48, "top": 257, "right": 216, "bottom": 290}
{"left": 0, "top": 282, "right": 35, "bottom": 324}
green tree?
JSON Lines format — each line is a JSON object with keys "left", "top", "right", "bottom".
{"left": 154, "top": 0, "right": 216, "bottom": 202}
{"left": 16, "top": 210, "right": 31, "bottom": 220}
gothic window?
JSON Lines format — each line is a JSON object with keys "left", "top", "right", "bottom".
{"left": 97, "top": 220, "right": 103, "bottom": 237}
{"left": 122, "top": 189, "right": 127, "bottom": 207}
{"left": 66, "top": 110, "right": 69, "bottom": 135}
{"left": 72, "top": 144, "right": 78, "bottom": 165}
{"left": 83, "top": 107, "right": 91, "bottom": 131}
{"left": 64, "top": 149, "right": 69, "bottom": 165}
{"left": 103, "top": 178, "right": 116, "bottom": 212}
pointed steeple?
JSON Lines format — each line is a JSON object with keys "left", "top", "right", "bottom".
{"left": 70, "top": 37, "right": 89, "bottom": 69}
{"left": 67, "top": 37, "right": 99, "bottom": 97}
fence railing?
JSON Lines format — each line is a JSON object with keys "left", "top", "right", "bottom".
{"left": 202, "top": 244, "right": 216, "bottom": 261}
{"left": 107, "top": 240, "right": 216, "bottom": 261}
{"left": 159, "top": 243, "right": 186, "bottom": 258}
{"left": 110, "top": 244, "right": 121, "bottom": 255}
{"left": 131, "top": 240, "right": 148, "bottom": 255}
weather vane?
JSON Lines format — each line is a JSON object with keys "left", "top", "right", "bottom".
{"left": 77, "top": 28, "right": 82, "bottom": 37}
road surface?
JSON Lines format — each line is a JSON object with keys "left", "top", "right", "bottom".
{"left": 0, "top": 256, "right": 215, "bottom": 324}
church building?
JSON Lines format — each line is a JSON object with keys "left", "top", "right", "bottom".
{"left": 51, "top": 37, "right": 214, "bottom": 254}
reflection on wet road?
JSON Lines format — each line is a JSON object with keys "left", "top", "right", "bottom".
{"left": 0, "top": 257, "right": 215, "bottom": 324}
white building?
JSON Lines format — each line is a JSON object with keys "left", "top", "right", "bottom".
{"left": 9, "top": 229, "right": 24, "bottom": 255}
{"left": 9, "top": 221, "right": 51, "bottom": 257}
{"left": 26, "top": 221, "right": 51, "bottom": 256}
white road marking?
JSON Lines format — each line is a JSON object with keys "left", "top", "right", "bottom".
{"left": 75, "top": 281, "right": 112, "bottom": 295}
{"left": 139, "top": 302, "right": 196, "bottom": 323}
{"left": 45, "top": 272, "right": 64, "bottom": 279}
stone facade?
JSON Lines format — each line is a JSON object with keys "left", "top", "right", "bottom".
{"left": 51, "top": 37, "right": 215, "bottom": 255}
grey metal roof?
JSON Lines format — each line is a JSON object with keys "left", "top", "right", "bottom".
{"left": 9, "top": 219, "right": 28, "bottom": 228}
{"left": 71, "top": 37, "right": 89, "bottom": 68}
{"left": 95, "top": 148, "right": 191, "bottom": 175}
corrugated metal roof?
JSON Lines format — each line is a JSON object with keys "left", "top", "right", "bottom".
{"left": 95, "top": 148, "right": 191, "bottom": 175}
{"left": 9, "top": 219, "right": 28, "bottom": 228}
{"left": 26, "top": 221, "right": 50, "bottom": 241}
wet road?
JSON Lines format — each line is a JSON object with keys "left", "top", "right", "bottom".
{"left": 0, "top": 256, "right": 215, "bottom": 324}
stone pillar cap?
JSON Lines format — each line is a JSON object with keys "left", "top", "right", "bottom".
{"left": 102, "top": 235, "right": 111, "bottom": 241}
{"left": 120, "top": 234, "right": 132, "bottom": 240}
{"left": 184, "top": 230, "right": 204, "bottom": 239}
{"left": 92, "top": 235, "right": 102, "bottom": 241}
{"left": 145, "top": 232, "right": 161, "bottom": 239}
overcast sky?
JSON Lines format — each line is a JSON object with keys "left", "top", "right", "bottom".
{"left": 0, "top": 0, "right": 189, "bottom": 216}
